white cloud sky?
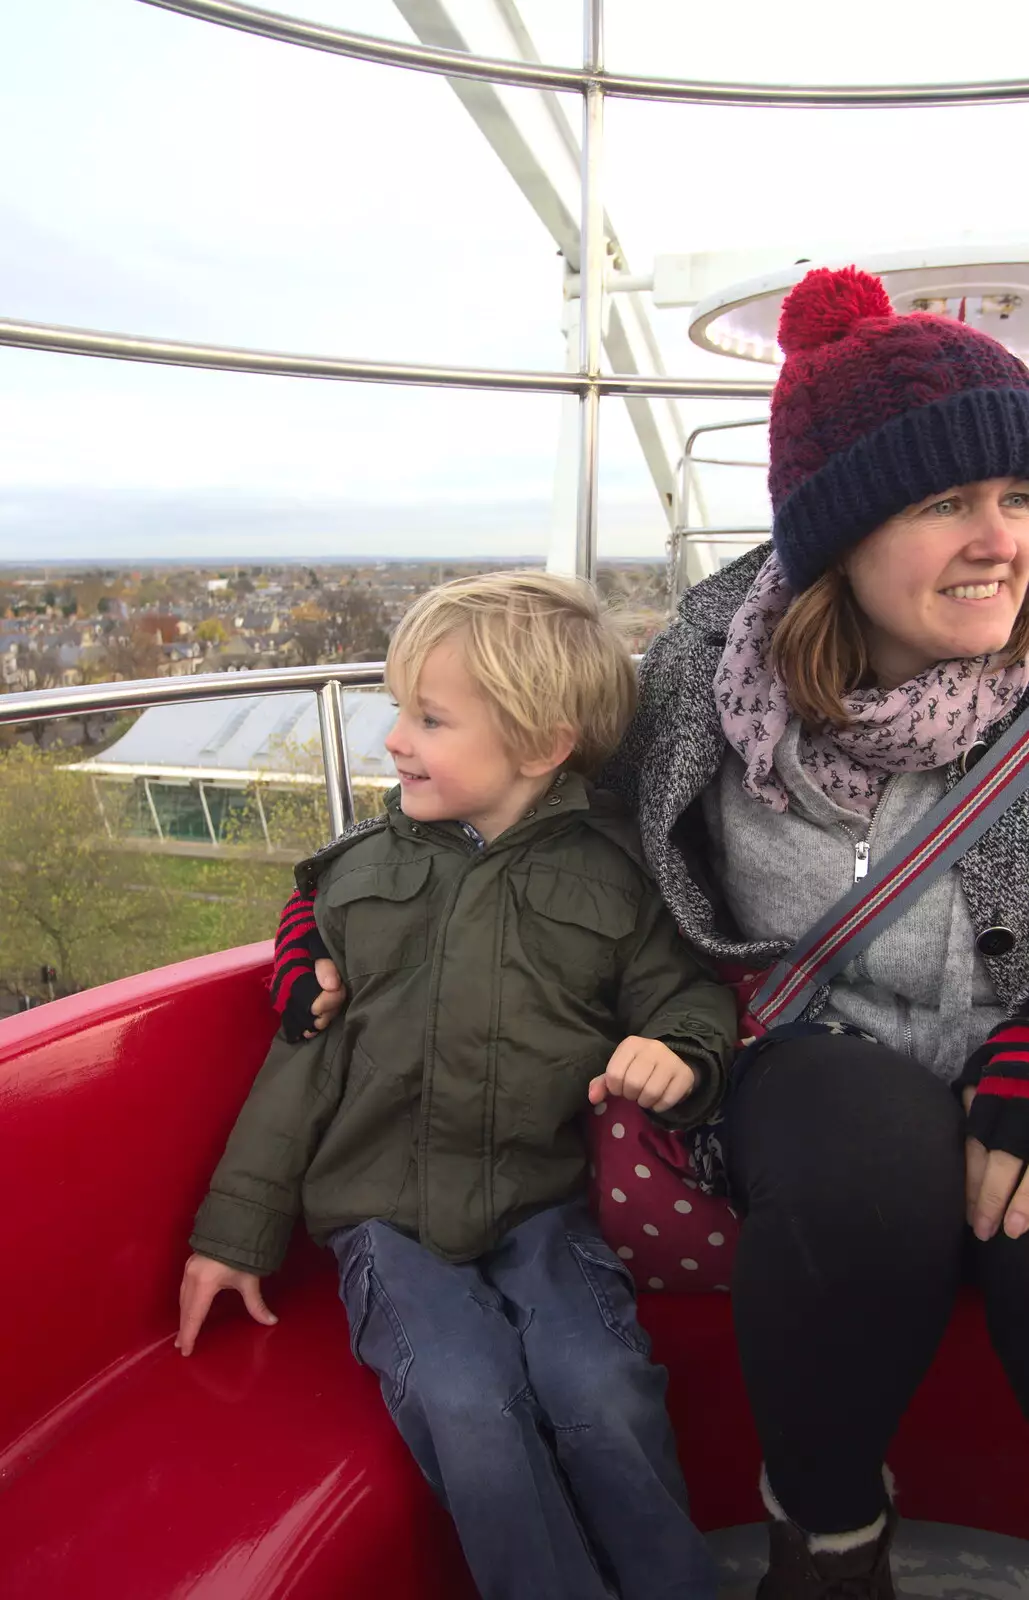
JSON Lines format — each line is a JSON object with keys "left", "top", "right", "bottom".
{"left": 2, "top": 0, "right": 1029, "bottom": 561}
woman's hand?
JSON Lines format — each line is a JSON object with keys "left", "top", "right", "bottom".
{"left": 964, "top": 1086, "right": 1029, "bottom": 1241}
{"left": 272, "top": 891, "right": 348, "bottom": 1041}
{"left": 588, "top": 1037, "right": 696, "bottom": 1114}
{"left": 959, "top": 1015, "right": 1029, "bottom": 1241}
{"left": 176, "top": 1253, "right": 278, "bottom": 1357}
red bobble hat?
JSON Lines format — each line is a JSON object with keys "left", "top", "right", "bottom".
{"left": 770, "top": 265, "right": 1029, "bottom": 592}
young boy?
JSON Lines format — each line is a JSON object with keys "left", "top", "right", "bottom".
{"left": 177, "top": 572, "right": 735, "bottom": 1600}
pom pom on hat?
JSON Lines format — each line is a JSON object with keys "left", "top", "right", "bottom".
{"left": 778, "top": 265, "right": 894, "bottom": 356}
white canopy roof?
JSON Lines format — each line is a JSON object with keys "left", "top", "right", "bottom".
{"left": 71, "top": 690, "right": 397, "bottom": 788}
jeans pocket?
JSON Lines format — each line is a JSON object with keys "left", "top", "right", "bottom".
{"left": 567, "top": 1233, "right": 651, "bottom": 1356}
{"left": 340, "top": 1254, "right": 415, "bottom": 1416}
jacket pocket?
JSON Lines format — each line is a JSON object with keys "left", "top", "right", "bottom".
{"left": 567, "top": 1233, "right": 651, "bottom": 1356}
{"left": 307, "top": 1037, "right": 414, "bottom": 1221}
{"left": 325, "top": 858, "right": 431, "bottom": 977}
{"left": 524, "top": 864, "right": 638, "bottom": 985}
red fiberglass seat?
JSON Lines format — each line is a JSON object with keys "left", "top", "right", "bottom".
{"left": 0, "top": 947, "right": 1026, "bottom": 1599}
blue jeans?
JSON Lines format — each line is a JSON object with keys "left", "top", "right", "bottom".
{"left": 330, "top": 1201, "right": 716, "bottom": 1600}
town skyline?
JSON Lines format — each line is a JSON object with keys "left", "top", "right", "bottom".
{"left": 0, "top": 555, "right": 668, "bottom": 701}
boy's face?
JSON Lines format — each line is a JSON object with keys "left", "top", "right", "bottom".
{"left": 385, "top": 637, "right": 549, "bottom": 842}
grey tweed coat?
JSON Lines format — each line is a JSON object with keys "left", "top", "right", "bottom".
{"left": 602, "top": 543, "right": 1029, "bottom": 1016}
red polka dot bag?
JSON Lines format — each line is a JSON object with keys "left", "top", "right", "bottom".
{"left": 587, "top": 1098, "right": 739, "bottom": 1294}
{"left": 584, "top": 961, "right": 764, "bottom": 1294}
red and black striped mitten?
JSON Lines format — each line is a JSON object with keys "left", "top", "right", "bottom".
{"left": 958, "top": 1013, "right": 1029, "bottom": 1162}
{"left": 270, "top": 889, "right": 330, "bottom": 1043}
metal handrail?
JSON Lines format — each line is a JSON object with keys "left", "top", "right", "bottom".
{"left": 0, "top": 319, "right": 575, "bottom": 396}
{"left": 668, "top": 419, "right": 770, "bottom": 604}
{"left": 140, "top": 0, "right": 1029, "bottom": 107}
{"left": 675, "top": 417, "right": 769, "bottom": 534}
{"left": 0, "top": 318, "right": 776, "bottom": 403}
{"left": 0, "top": 662, "right": 385, "bottom": 723}
{"left": 576, "top": 0, "right": 604, "bottom": 580}
{"left": 0, "top": 662, "right": 387, "bottom": 836}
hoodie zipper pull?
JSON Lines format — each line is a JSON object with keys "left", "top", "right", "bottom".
{"left": 854, "top": 841, "right": 870, "bottom": 883}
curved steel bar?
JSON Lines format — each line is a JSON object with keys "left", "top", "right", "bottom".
{"left": 140, "top": 0, "right": 1029, "bottom": 106}
{"left": 683, "top": 417, "right": 770, "bottom": 453}
{"left": 575, "top": 0, "right": 605, "bottom": 585}
{"left": 0, "top": 316, "right": 775, "bottom": 400}
{"left": 0, "top": 662, "right": 386, "bottom": 727}
{"left": 601, "top": 374, "right": 773, "bottom": 399}
{"left": 140, "top": 0, "right": 586, "bottom": 90}
{"left": 0, "top": 318, "right": 579, "bottom": 395}
{"left": 317, "top": 680, "right": 355, "bottom": 835}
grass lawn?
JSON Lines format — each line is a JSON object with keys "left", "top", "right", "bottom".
{"left": 146, "top": 853, "right": 294, "bottom": 900}
{"left": 141, "top": 852, "right": 296, "bottom": 966}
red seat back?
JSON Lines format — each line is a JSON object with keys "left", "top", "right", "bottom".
{"left": 0, "top": 945, "right": 278, "bottom": 1447}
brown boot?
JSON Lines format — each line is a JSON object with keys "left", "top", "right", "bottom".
{"left": 756, "top": 1469, "right": 896, "bottom": 1600}
{"left": 756, "top": 1508, "right": 897, "bottom": 1598}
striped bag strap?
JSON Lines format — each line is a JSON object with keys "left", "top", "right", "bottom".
{"left": 747, "top": 705, "right": 1029, "bottom": 1032}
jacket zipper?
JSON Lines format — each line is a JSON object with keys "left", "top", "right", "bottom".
{"left": 834, "top": 783, "right": 913, "bottom": 1052}
{"left": 416, "top": 856, "right": 478, "bottom": 1245}
{"left": 835, "top": 821, "right": 871, "bottom": 885}
{"left": 900, "top": 997, "right": 914, "bottom": 1057}
{"left": 835, "top": 779, "right": 889, "bottom": 885}
{"left": 832, "top": 786, "right": 889, "bottom": 986}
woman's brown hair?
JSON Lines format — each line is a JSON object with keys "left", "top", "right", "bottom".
{"left": 771, "top": 569, "right": 1029, "bottom": 728}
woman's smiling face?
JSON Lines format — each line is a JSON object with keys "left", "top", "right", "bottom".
{"left": 843, "top": 477, "right": 1029, "bottom": 687}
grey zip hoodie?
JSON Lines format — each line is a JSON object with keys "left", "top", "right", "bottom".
{"left": 702, "top": 723, "right": 1005, "bottom": 1079}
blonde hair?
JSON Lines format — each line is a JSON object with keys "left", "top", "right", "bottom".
{"left": 772, "top": 568, "right": 1029, "bottom": 727}
{"left": 386, "top": 570, "right": 638, "bottom": 773}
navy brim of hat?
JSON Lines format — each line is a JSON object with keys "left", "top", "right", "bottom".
{"left": 772, "top": 387, "right": 1029, "bottom": 594}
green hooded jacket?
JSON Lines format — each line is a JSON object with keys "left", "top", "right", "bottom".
{"left": 192, "top": 774, "right": 735, "bottom": 1271}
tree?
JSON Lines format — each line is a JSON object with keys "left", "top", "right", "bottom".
{"left": 136, "top": 578, "right": 171, "bottom": 607}
{"left": 196, "top": 617, "right": 228, "bottom": 647}
{"left": 15, "top": 643, "right": 39, "bottom": 684}
{"left": 75, "top": 577, "right": 111, "bottom": 618}
{"left": 29, "top": 647, "right": 64, "bottom": 690}
{"left": 91, "top": 628, "right": 164, "bottom": 683}
{"left": 0, "top": 745, "right": 169, "bottom": 993}
{"left": 289, "top": 601, "right": 331, "bottom": 666}
{"left": 326, "top": 585, "right": 390, "bottom": 660}
{"left": 136, "top": 613, "right": 180, "bottom": 646}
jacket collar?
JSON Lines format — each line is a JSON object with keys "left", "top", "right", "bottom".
{"left": 385, "top": 769, "right": 593, "bottom": 851}
{"left": 677, "top": 539, "right": 771, "bottom": 642}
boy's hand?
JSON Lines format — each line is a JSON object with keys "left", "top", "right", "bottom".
{"left": 588, "top": 1037, "right": 696, "bottom": 1114}
{"left": 176, "top": 1252, "right": 278, "bottom": 1358}
{"left": 305, "top": 958, "right": 347, "bottom": 1037}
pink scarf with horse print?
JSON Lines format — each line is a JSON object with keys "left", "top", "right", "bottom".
{"left": 716, "top": 553, "right": 1029, "bottom": 817}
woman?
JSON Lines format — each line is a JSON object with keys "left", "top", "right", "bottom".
{"left": 273, "top": 267, "right": 1029, "bottom": 1598}
{"left": 603, "top": 265, "right": 1029, "bottom": 1597}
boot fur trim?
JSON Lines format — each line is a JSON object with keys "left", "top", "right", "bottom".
{"left": 759, "top": 1464, "right": 895, "bottom": 1553}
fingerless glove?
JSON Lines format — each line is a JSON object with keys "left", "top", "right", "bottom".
{"left": 270, "top": 889, "right": 328, "bottom": 1043}
{"left": 958, "top": 1012, "right": 1029, "bottom": 1162}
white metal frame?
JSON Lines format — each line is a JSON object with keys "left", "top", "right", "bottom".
{"left": 669, "top": 418, "right": 771, "bottom": 594}
{"left": 5, "top": 0, "right": 1028, "bottom": 829}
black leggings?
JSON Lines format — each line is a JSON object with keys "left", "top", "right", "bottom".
{"left": 724, "top": 1033, "right": 1029, "bottom": 1535}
